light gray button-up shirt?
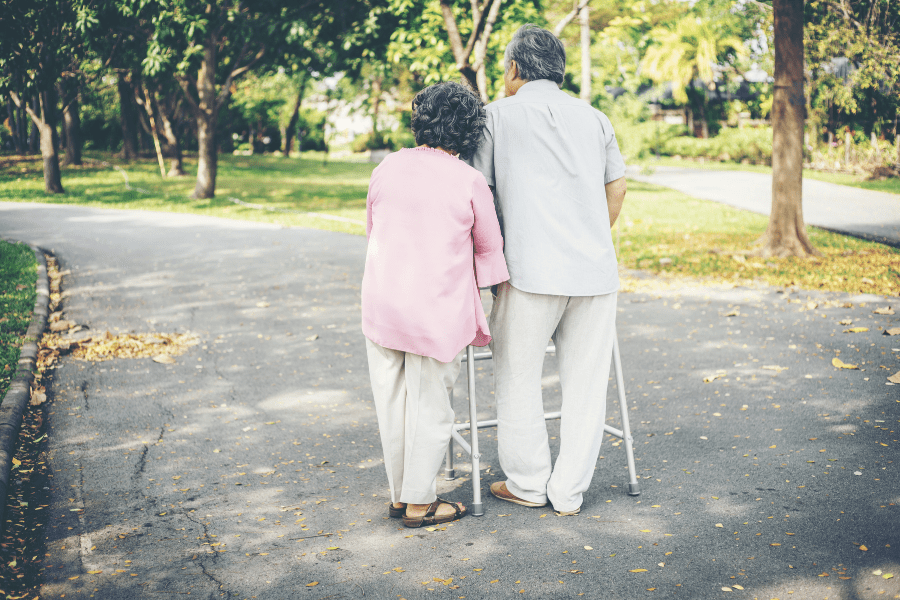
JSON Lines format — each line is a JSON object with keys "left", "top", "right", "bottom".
{"left": 468, "top": 79, "right": 626, "bottom": 296}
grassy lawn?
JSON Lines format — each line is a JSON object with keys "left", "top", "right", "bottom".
{"left": 1, "top": 152, "right": 897, "bottom": 297}
{"left": 0, "top": 240, "right": 37, "bottom": 402}
{"left": 644, "top": 156, "right": 900, "bottom": 195}
{"left": 0, "top": 153, "right": 370, "bottom": 236}
{"left": 619, "top": 181, "right": 898, "bottom": 296}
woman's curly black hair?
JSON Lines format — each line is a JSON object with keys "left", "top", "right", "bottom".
{"left": 410, "top": 81, "right": 486, "bottom": 161}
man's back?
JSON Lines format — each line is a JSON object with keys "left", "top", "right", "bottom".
{"left": 469, "top": 79, "right": 626, "bottom": 297}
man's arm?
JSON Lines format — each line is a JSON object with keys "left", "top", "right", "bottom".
{"left": 605, "top": 176, "right": 626, "bottom": 228}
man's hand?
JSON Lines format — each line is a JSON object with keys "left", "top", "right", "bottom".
{"left": 605, "top": 176, "right": 626, "bottom": 229}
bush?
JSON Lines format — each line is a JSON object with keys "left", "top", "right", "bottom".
{"left": 660, "top": 126, "right": 773, "bottom": 164}
{"left": 350, "top": 129, "right": 415, "bottom": 153}
{"left": 297, "top": 109, "right": 326, "bottom": 152}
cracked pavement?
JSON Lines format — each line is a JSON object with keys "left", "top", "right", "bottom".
{"left": 1, "top": 202, "right": 898, "bottom": 600}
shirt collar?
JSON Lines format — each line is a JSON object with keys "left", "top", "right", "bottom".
{"left": 516, "top": 79, "right": 562, "bottom": 95}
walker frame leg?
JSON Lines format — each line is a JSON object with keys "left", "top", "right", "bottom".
{"left": 465, "top": 345, "right": 484, "bottom": 516}
{"left": 445, "top": 390, "right": 456, "bottom": 480}
{"left": 612, "top": 329, "right": 640, "bottom": 496}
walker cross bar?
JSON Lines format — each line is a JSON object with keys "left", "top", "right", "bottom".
{"left": 445, "top": 327, "right": 640, "bottom": 517}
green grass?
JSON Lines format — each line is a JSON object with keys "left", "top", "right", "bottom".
{"left": 0, "top": 240, "right": 37, "bottom": 402}
{"left": 644, "top": 156, "right": 900, "bottom": 195}
{"left": 0, "top": 153, "right": 371, "bottom": 235}
{"left": 618, "top": 181, "right": 899, "bottom": 296}
{"left": 1, "top": 152, "right": 897, "bottom": 297}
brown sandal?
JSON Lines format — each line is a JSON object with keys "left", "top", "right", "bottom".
{"left": 402, "top": 498, "right": 467, "bottom": 528}
{"left": 388, "top": 503, "right": 405, "bottom": 518}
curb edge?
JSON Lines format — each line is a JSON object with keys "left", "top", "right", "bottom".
{"left": 0, "top": 244, "right": 50, "bottom": 530}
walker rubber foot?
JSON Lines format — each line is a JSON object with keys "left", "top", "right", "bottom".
{"left": 470, "top": 502, "right": 484, "bottom": 517}
{"left": 444, "top": 468, "right": 456, "bottom": 480}
{"left": 627, "top": 482, "right": 641, "bottom": 496}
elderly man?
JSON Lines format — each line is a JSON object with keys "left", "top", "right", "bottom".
{"left": 467, "top": 24, "right": 627, "bottom": 516}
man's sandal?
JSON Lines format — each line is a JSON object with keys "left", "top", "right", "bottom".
{"left": 402, "top": 499, "right": 467, "bottom": 528}
{"left": 489, "top": 482, "right": 547, "bottom": 508}
{"left": 388, "top": 503, "right": 405, "bottom": 519}
{"left": 553, "top": 507, "right": 581, "bottom": 516}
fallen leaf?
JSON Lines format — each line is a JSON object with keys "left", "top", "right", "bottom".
{"left": 306, "top": 582, "right": 319, "bottom": 587}
{"left": 843, "top": 327, "right": 869, "bottom": 333}
{"left": 832, "top": 357, "right": 858, "bottom": 369}
{"left": 256, "top": 301, "right": 270, "bottom": 308}
{"left": 584, "top": 546, "right": 593, "bottom": 550}
{"left": 873, "top": 306, "right": 894, "bottom": 315}
{"left": 87, "top": 570, "right": 102, "bottom": 574}
{"left": 30, "top": 390, "right": 46, "bottom": 406}
{"left": 152, "top": 354, "right": 176, "bottom": 364}
{"left": 639, "top": 529, "right": 651, "bottom": 533}
{"left": 884, "top": 573, "right": 895, "bottom": 580}
{"left": 715, "top": 523, "right": 724, "bottom": 528}
{"left": 703, "top": 371, "right": 726, "bottom": 383}
{"left": 884, "top": 328, "right": 900, "bottom": 336}
{"left": 762, "top": 365, "right": 789, "bottom": 373}
{"left": 305, "top": 334, "right": 319, "bottom": 341}
{"left": 860, "top": 545, "right": 868, "bottom": 551}
{"left": 69, "top": 576, "right": 79, "bottom": 580}
{"left": 839, "top": 318, "right": 854, "bottom": 325}
{"left": 629, "top": 569, "right": 648, "bottom": 573}
{"left": 393, "top": 567, "right": 405, "bottom": 573}
{"left": 888, "top": 371, "right": 900, "bottom": 384}
{"left": 722, "top": 587, "right": 733, "bottom": 592}
{"left": 769, "top": 445, "right": 777, "bottom": 449}
{"left": 658, "top": 562, "right": 665, "bottom": 567}
{"left": 733, "top": 584, "right": 744, "bottom": 590}
{"left": 49, "top": 320, "right": 75, "bottom": 332}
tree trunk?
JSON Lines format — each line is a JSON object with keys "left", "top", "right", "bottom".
{"left": 28, "top": 98, "right": 39, "bottom": 153}
{"left": 157, "top": 94, "right": 185, "bottom": 176}
{"left": 371, "top": 76, "right": 383, "bottom": 141}
{"left": 760, "top": 0, "right": 816, "bottom": 258}
{"left": 579, "top": 3, "right": 591, "bottom": 102}
{"left": 61, "top": 78, "right": 82, "bottom": 166}
{"left": 7, "top": 96, "right": 26, "bottom": 154}
{"left": 117, "top": 72, "right": 139, "bottom": 160}
{"left": 282, "top": 71, "right": 309, "bottom": 156}
{"left": 12, "top": 90, "right": 64, "bottom": 193}
{"left": 192, "top": 37, "right": 219, "bottom": 199}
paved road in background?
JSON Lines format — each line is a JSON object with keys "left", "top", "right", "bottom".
{"left": 1, "top": 201, "right": 898, "bottom": 600}
{"left": 628, "top": 165, "right": 900, "bottom": 247}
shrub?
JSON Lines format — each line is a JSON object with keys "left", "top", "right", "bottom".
{"left": 660, "top": 126, "right": 773, "bottom": 164}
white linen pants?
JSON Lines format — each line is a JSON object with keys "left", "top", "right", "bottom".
{"left": 365, "top": 338, "right": 462, "bottom": 505}
{"left": 489, "top": 282, "right": 617, "bottom": 512}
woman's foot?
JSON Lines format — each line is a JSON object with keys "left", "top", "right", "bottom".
{"left": 402, "top": 499, "right": 467, "bottom": 528}
{"left": 388, "top": 502, "right": 406, "bottom": 518}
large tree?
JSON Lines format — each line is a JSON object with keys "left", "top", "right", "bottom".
{"left": 140, "top": 1, "right": 276, "bottom": 198}
{"left": 759, "top": 0, "right": 817, "bottom": 257}
{"left": 386, "top": 0, "right": 542, "bottom": 102}
{"left": 0, "top": 0, "right": 95, "bottom": 193}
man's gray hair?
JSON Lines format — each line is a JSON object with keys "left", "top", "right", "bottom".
{"left": 504, "top": 24, "right": 566, "bottom": 85}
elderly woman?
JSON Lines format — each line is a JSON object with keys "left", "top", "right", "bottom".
{"left": 361, "top": 81, "right": 509, "bottom": 528}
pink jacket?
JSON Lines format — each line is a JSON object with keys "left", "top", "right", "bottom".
{"left": 362, "top": 146, "right": 510, "bottom": 362}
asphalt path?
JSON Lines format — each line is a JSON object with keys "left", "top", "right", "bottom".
{"left": 1, "top": 201, "right": 899, "bottom": 600}
{"left": 627, "top": 165, "right": 900, "bottom": 247}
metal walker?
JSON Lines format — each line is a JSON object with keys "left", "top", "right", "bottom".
{"left": 444, "top": 328, "right": 640, "bottom": 516}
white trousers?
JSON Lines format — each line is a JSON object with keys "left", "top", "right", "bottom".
{"left": 365, "top": 338, "right": 462, "bottom": 505}
{"left": 489, "top": 282, "right": 617, "bottom": 512}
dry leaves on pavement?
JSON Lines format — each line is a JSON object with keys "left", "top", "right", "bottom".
{"left": 41, "top": 331, "right": 199, "bottom": 363}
